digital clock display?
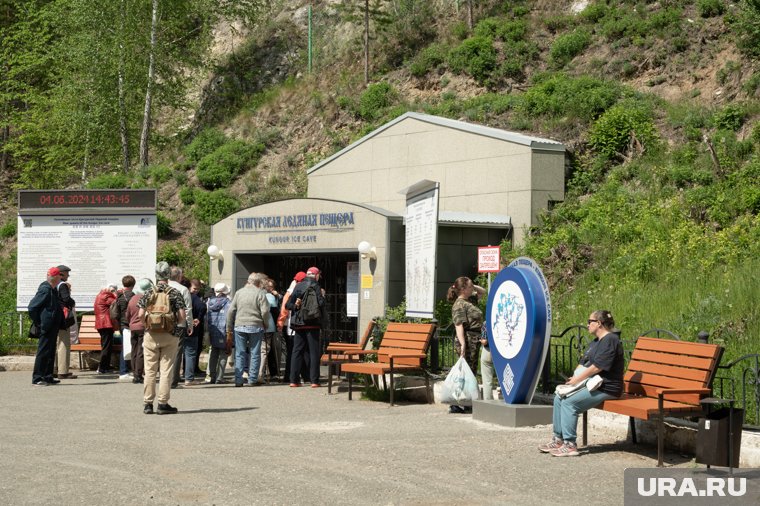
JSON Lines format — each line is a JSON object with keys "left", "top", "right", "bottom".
{"left": 18, "top": 189, "right": 156, "bottom": 212}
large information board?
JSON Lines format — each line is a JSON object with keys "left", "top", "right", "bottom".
{"left": 403, "top": 180, "right": 439, "bottom": 319}
{"left": 17, "top": 190, "right": 157, "bottom": 312}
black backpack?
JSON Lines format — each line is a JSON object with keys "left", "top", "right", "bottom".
{"left": 299, "top": 286, "right": 321, "bottom": 323}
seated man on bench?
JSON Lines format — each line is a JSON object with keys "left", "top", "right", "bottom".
{"left": 538, "top": 309, "right": 625, "bottom": 457}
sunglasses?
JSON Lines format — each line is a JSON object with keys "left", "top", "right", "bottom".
{"left": 587, "top": 319, "right": 600, "bottom": 324}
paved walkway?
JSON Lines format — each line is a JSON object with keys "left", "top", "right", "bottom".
{"left": 0, "top": 370, "right": 685, "bottom": 505}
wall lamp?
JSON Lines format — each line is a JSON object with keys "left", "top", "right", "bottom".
{"left": 357, "top": 241, "right": 377, "bottom": 260}
{"left": 207, "top": 244, "right": 224, "bottom": 261}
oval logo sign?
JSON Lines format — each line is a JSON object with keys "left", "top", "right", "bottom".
{"left": 486, "top": 257, "right": 552, "bottom": 404}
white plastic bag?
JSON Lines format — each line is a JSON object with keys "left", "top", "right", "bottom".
{"left": 122, "top": 328, "right": 132, "bottom": 360}
{"left": 439, "top": 357, "right": 480, "bottom": 406}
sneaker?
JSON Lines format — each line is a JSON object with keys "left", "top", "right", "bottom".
{"left": 46, "top": 378, "right": 61, "bottom": 385}
{"left": 448, "top": 405, "right": 465, "bottom": 414}
{"left": 119, "top": 374, "right": 132, "bottom": 381}
{"left": 551, "top": 442, "right": 580, "bottom": 457}
{"left": 204, "top": 376, "right": 212, "bottom": 384}
{"left": 60, "top": 373, "right": 77, "bottom": 379}
{"left": 143, "top": 404, "right": 154, "bottom": 415}
{"left": 184, "top": 380, "right": 198, "bottom": 387}
{"left": 156, "top": 403, "right": 178, "bottom": 415}
{"left": 538, "top": 437, "right": 563, "bottom": 453}
{"left": 235, "top": 383, "right": 243, "bottom": 388}
{"left": 33, "top": 380, "right": 49, "bottom": 387}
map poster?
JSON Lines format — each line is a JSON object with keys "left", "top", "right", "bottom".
{"left": 403, "top": 181, "right": 439, "bottom": 319}
{"left": 17, "top": 215, "right": 157, "bottom": 311}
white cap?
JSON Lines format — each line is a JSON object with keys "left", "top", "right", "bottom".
{"left": 214, "top": 282, "right": 230, "bottom": 295}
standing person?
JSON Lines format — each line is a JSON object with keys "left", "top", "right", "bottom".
{"left": 168, "top": 266, "right": 193, "bottom": 388}
{"left": 126, "top": 278, "right": 152, "bottom": 384}
{"left": 54, "top": 265, "right": 77, "bottom": 379}
{"left": 205, "top": 283, "right": 231, "bottom": 384}
{"left": 94, "top": 284, "right": 118, "bottom": 374}
{"left": 226, "top": 272, "right": 272, "bottom": 387}
{"left": 286, "top": 266, "right": 325, "bottom": 388}
{"left": 447, "top": 276, "right": 487, "bottom": 413}
{"left": 115, "top": 275, "right": 136, "bottom": 381}
{"left": 29, "top": 267, "right": 64, "bottom": 386}
{"left": 277, "top": 272, "right": 308, "bottom": 384}
{"left": 138, "top": 262, "right": 186, "bottom": 415}
{"left": 480, "top": 328, "right": 496, "bottom": 400}
{"left": 190, "top": 279, "right": 207, "bottom": 377}
{"left": 258, "top": 278, "right": 278, "bottom": 383}
{"left": 265, "top": 278, "right": 282, "bottom": 380}
{"left": 539, "top": 310, "right": 624, "bottom": 457}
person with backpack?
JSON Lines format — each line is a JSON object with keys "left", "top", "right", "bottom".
{"left": 126, "top": 278, "right": 152, "bottom": 384}
{"left": 226, "top": 272, "right": 272, "bottom": 387}
{"left": 94, "top": 284, "right": 119, "bottom": 374}
{"left": 205, "top": 283, "right": 231, "bottom": 384}
{"left": 137, "top": 261, "right": 187, "bottom": 415}
{"left": 286, "top": 266, "right": 325, "bottom": 388}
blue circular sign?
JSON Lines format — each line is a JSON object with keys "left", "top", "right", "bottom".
{"left": 486, "top": 257, "right": 552, "bottom": 404}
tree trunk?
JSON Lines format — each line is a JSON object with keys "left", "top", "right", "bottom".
{"left": 118, "top": 0, "right": 130, "bottom": 173}
{"left": 467, "top": 0, "right": 473, "bottom": 30}
{"left": 364, "top": 0, "right": 369, "bottom": 85}
{"left": 0, "top": 124, "right": 9, "bottom": 173}
{"left": 139, "top": 0, "right": 158, "bottom": 168}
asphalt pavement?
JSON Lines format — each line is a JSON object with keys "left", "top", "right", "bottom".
{"left": 0, "top": 370, "right": 682, "bottom": 505}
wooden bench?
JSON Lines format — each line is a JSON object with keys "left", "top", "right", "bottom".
{"left": 582, "top": 336, "right": 723, "bottom": 466}
{"left": 71, "top": 315, "right": 122, "bottom": 371}
{"left": 323, "top": 318, "right": 378, "bottom": 394}
{"left": 332, "top": 322, "right": 437, "bottom": 406}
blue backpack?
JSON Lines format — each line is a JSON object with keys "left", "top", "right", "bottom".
{"left": 206, "top": 296, "right": 229, "bottom": 349}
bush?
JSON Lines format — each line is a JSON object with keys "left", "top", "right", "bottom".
{"left": 196, "top": 140, "right": 265, "bottom": 190}
{"left": 580, "top": 3, "right": 608, "bottom": 24}
{"left": 698, "top": 0, "right": 726, "bottom": 18}
{"left": 520, "top": 73, "right": 623, "bottom": 122}
{"left": 147, "top": 165, "right": 172, "bottom": 185}
{"left": 588, "top": 103, "right": 659, "bottom": 160}
{"left": 157, "top": 243, "right": 194, "bottom": 269}
{"left": 733, "top": 0, "right": 760, "bottom": 59}
{"left": 358, "top": 82, "right": 397, "bottom": 120}
{"left": 156, "top": 212, "right": 172, "bottom": 238}
{"left": 0, "top": 220, "right": 17, "bottom": 239}
{"left": 86, "top": 173, "right": 130, "bottom": 189}
{"left": 179, "top": 187, "right": 196, "bottom": 205}
{"left": 409, "top": 43, "right": 448, "bottom": 78}
{"left": 550, "top": 29, "right": 592, "bottom": 67}
{"left": 184, "top": 128, "right": 227, "bottom": 163}
{"left": 447, "top": 36, "right": 497, "bottom": 87}
{"left": 712, "top": 104, "right": 747, "bottom": 131}
{"left": 193, "top": 190, "right": 240, "bottom": 225}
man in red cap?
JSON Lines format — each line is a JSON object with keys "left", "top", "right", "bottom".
{"left": 29, "top": 267, "right": 65, "bottom": 386}
{"left": 278, "top": 271, "right": 309, "bottom": 383}
{"left": 286, "top": 266, "right": 326, "bottom": 387}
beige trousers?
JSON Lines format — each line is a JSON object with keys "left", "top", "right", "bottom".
{"left": 143, "top": 330, "right": 179, "bottom": 405}
{"left": 55, "top": 328, "right": 70, "bottom": 375}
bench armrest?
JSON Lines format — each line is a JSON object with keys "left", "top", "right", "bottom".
{"left": 387, "top": 352, "right": 427, "bottom": 359}
{"left": 656, "top": 388, "right": 711, "bottom": 398}
{"left": 329, "top": 349, "right": 375, "bottom": 357}
{"left": 326, "top": 343, "right": 362, "bottom": 351}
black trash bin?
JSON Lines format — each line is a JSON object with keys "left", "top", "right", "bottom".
{"left": 696, "top": 407, "right": 744, "bottom": 468}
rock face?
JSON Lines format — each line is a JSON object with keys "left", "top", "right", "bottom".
{"left": 193, "top": 21, "right": 304, "bottom": 133}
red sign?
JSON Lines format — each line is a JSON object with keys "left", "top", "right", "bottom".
{"left": 478, "top": 246, "right": 500, "bottom": 273}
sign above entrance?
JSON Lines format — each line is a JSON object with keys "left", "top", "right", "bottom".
{"left": 478, "top": 246, "right": 500, "bottom": 273}
{"left": 236, "top": 212, "right": 355, "bottom": 233}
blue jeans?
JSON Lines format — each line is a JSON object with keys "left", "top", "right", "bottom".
{"left": 184, "top": 332, "right": 198, "bottom": 381}
{"left": 234, "top": 329, "right": 263, "bottom": 385}
{"left": 553, "top": 388, "right": 615, "bottom": 443}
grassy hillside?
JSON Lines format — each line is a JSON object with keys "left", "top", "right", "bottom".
{"left": 2, "top": 0, "right": 759, "bottom": 365}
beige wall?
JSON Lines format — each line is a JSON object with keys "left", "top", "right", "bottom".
{"left": 208, "top": 198, "right": 395, "bottom": 335}
{"left": 308, "top": 117, "right": 565, "bottom": 246}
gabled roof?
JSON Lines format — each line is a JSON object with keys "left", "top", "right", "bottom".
{"left": 308, "top": 111, "right": 565, "bottom": 174}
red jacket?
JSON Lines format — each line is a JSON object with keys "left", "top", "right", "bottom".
{"left": 94, "top": 289, "right": 117, "bottom": 330}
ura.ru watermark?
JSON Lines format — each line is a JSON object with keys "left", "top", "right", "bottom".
{"left": 624, "top": 468, "right": 760, "bottom": 505}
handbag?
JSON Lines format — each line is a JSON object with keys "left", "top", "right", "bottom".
{"left": 63, "top": 306, "right": 76, "bottom": 328}
{"left": 28, "top": 323, "right": 40, "bottom": 339}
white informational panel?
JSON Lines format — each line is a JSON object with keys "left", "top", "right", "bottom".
{"left": 16, "top": 215, "right": 157, "bottom": 311}
{"left": 346, "top": 261, "right": 359, "bottom": 318}
{"left": 403, "top": 181, "right": 439, "bottom": 319}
